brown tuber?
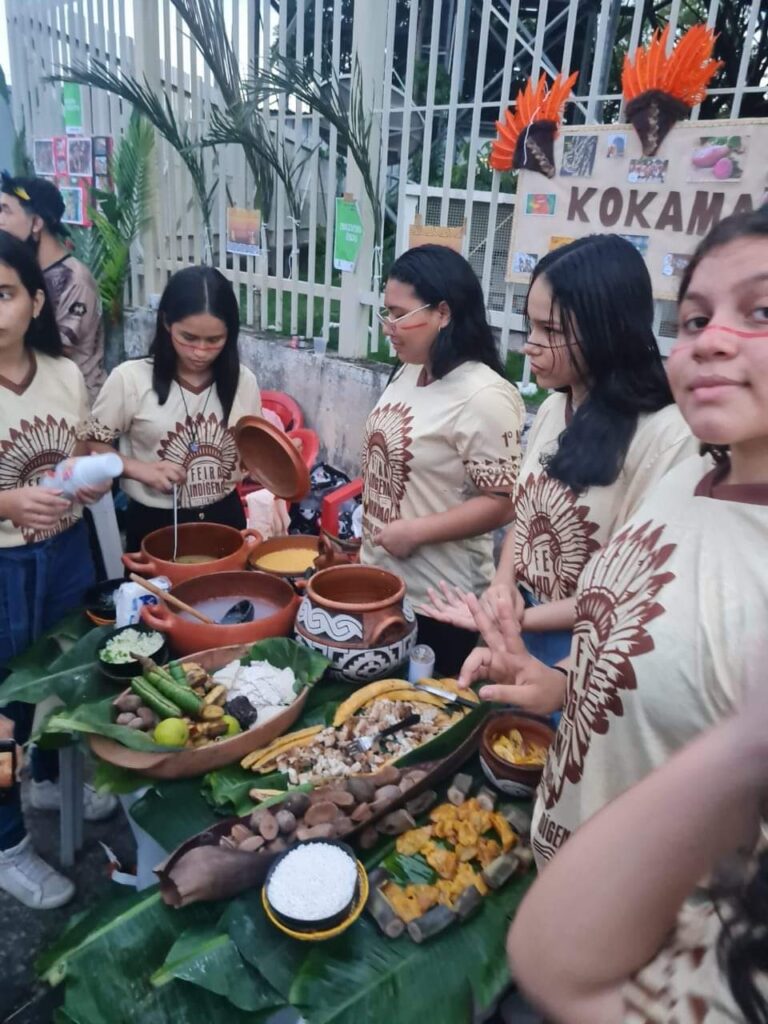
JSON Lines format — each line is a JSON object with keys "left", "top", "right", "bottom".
{"left": 296, "top": 823, "right": 335, "bottom": 841}
{"left": 238, "top": 835, "right": 265, "bottom": 853}
{"left": 377, "top": 809, "right": 417, "bottom": 836}
{"left": 303, "top": 801, "right": 340, "bottom": 826}
{"left": 275, "top": 809, "right": 297, "bottom": 834}
{"left": 279, "top": 791, "right": 311, "bottom": 818}
{"left": 257, "top": 812, "right": 279, "bottom": 841}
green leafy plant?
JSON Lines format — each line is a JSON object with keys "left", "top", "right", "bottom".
{"left": 76, "top": 111, "right": 154, "bottom": 328}
{"left": 50, "top": 60, "right": 217, "bottom": 261}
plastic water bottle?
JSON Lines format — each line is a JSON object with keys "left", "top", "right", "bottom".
{"left": 40, "top": 453, "right": 123, "bottom": 499}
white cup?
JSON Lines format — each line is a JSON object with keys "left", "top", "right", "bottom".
{"left": 313, "top": 336, "right": 328, "bottom": 357}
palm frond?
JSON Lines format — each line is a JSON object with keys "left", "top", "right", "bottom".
{"left": 169, "top": 0, "right": 274, "bottom": 215}
{"left": 50, "top": 60, "right": 216, "bottom": 259}
{"left": 245, "top": 55, "right": 383, "bottom": 242}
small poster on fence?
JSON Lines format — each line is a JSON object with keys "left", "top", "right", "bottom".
{"left": 333, "top": 196, "right": 363, "bottom": 272}
{"left": 407, "top": 213, "right": 465, "bottom": 254}
{"left": 226, "top": 207, "right": 262, "bottom": 255}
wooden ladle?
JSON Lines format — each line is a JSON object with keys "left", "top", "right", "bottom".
{"left": 128, "top": 574, "right": 214, "bottom": 625}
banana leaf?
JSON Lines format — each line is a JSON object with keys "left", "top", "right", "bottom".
{"left": 151, "top": 921, "right": 285, "bottom": 1014}
{"left": 128, "top": 779, "right": 221, "bottom": 852}
{"left": 239, "top": 638, "right": 330, "bottom": 692}
{"left": 395, "top": 703, "right": 492, "bottom": 767}
{"left": 224, "top": 891, "right": 310, "bottom": 1000}
{"left": 0, "top": 623, "right": 112, "bottom": 708}
{"left": 41, "top": 698, "right": 185, "bottom": 753}
{"left": 288, "top": 874, "right": 532, "bottom": 1024}
{"left": 202, "top": 765, "right": 289, "bottom": 816}
{"left": 93, "top": 759, "right": 154, "bottom": 795}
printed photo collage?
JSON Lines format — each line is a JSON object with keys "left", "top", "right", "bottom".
{"left": 32, "top": 135, "right": 114, "bottom": 227}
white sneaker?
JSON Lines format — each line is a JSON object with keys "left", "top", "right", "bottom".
{"left": 0, "top": 836, "right": 75, "bottom": 909}
{"left": 30, "top": 780, "right": 118, "bottom": 821}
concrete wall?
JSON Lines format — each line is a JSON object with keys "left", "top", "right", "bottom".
{"left": 123, "top": 309, "right": 391, "bottom": 478}
{"left": 0, "top": 96, "right": 14, "bottom": 174}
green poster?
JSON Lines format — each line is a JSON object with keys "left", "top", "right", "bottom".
{"left": 333, "top": 197, "right": 363, "bottom": 272}
{"left": 62, "top": 83, "right": 83, "bottom": 135}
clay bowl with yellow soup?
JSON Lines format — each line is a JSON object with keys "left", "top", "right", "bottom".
{"left": 248, "top": 536, "right": 320, "bottom": 587}
{"left": 480, "top": 713, "right": 555, "bottom": 798}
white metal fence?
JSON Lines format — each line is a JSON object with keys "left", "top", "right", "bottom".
{"left": 4, "top": 0, "right": 767, "bottom": 359}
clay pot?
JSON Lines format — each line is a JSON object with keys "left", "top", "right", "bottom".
{"left": 141, "top": 571, "right": 299, "bottom": 657}
{"left": 122, "top": 524, "right": 263, "bottom": 586}
{"left": 480, "top": 713, "right": 556, "bottom": 799}
{"left": 294, "top": 565, "right": 416, "bottom": 684}
{"left": 247, "top": 535, "right": 321, "bottom": 587}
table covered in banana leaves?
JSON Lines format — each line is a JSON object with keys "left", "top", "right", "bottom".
{"left": 1, "top": 613, "right": 535, "bottom": 1024}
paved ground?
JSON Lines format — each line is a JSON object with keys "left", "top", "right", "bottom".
{"left": 0, "top": 779, "right": 135, "bottom": 1024}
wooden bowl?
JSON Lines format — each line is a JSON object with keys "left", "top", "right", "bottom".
{"left": 479, "top": 712, "right": 555, "bottom": 798}
{"left": 87, "top": 642, "right": 309, "bottom": 779}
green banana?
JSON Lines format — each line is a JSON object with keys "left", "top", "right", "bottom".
{"left": 130, "top": 676, "right": 183, "bottom": 719}
{"left": 147, "top": 670, "right": 203, "bottom": 717}
{"left": 168, "top": 662, "right": 189, "bottom": 686}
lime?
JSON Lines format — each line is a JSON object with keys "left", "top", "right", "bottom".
{"left": 153, "top": 718, "right": 189, "bottom": 746}
{"left": 222, "top": 714, "right": 242, "bottom": 737}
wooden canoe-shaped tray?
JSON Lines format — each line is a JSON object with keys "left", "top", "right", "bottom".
{"left": 155, "top": 712, "right": 487, "bottom": 906}
{"left": 87, "top": 643, "right": 309, "bottom": 780}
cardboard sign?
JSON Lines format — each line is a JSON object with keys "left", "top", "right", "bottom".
{"left": 507, "top": 118, "right": 768, "bottom": 300}
{"left": 408, "top": 213, "right": 465, "bottom": 254}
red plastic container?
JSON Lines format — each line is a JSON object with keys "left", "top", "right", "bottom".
{"left": 320, "top": 478, "right": 363, "bottom": 536}
{"left": 260, "top": 390, "right": 304, "bottom": 432}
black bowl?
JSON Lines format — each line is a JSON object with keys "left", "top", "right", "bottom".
{"left": 84, "top": 577, "right": 125, "bottom": 624}
{"left": 263, "top": 839, "right": 360, "bottom": 933}
{"left": 96, "top": 624, "right": 169, "bottom": 681}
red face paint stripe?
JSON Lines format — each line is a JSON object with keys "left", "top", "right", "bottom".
{"left": 698, "top": 323, "right": 768, "bottom": 340}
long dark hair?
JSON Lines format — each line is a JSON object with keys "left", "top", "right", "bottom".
{"left": 0, "top": 229, "right": 63, "bottom": 356}
{"left": 386, "top": 244, "right": 506, "bottom": 380}
{"left": 529, "top": 234, "right": 673, "bottom": 493}
{"left": 149, "top": 266, "right": 241, "bottom": 421}
{"left": 718, "top": 850, "right": 768, "bottom": 1023}
{"left": 677, "top": 207, "right": 768, "bottom": 466}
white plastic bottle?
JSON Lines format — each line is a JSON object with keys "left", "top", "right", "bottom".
{"left": 40, "top": 452, "right": 124, "bottom": 499}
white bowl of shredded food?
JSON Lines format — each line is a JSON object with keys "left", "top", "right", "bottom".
{"left": 265, "top": 840, "right": 360, "bottom": 931}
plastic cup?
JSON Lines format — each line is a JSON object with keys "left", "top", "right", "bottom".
{"left": 313, "top": 336, "right": 328, "bottom": 357}
{"left": 408, "top": 644, "right": 436, "bottom": 682}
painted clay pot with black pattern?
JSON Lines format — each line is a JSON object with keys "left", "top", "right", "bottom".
{"left": 294, "top": 565, "right": 416, "bottom": 684}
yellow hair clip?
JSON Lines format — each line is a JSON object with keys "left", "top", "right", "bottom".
{"left": 14, "top": 187, "right": 31, "bottom": 201}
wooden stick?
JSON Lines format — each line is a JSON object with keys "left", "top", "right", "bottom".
{"left": 128, "top": 574, "right": 215, "bottom": 625}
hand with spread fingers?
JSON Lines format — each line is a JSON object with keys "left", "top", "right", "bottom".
{"left": 418, "top": 581, "right": 476, "bottom": 631}
{"left": 458, "top": 590, "right": 568, "bottom": 715}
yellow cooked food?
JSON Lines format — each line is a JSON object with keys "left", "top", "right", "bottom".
{"left": 492, "top": 728, "right": 547, "bottom": 767}
{"left": 254, "top": 548, "right": 317, "bottom": 574}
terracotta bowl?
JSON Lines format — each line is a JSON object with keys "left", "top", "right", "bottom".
{"left": 122, "top": 523, "right": 263, "bottom": 586}
{"left": 480, "top": 712, "right": 555, "bottom": 798}
{"left": 234, "top": 415, "right": 310, "bottom": 502}
{"left": 88, "top": 642, "right": 309, "bottom": 779}
{"left": 247, "top": 535, "right": 321, "bottom": 585}
{"left": 140, "top": 571, "right": 299, "bottom": 657}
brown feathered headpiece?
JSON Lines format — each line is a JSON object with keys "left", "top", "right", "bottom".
{"left": 622, "top": 24, "right": 722, "bottom": 156}
{"left": 490, "top": 72, "right": 578, "bottom": 179}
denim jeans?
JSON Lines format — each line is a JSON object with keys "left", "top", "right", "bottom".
{"left": 0, "top": 520, "right": 95, "bottom": 850}
{"left": 519, "top": 588, "right": 572, "bottom": 728}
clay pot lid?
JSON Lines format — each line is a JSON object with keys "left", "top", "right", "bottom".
{"left": 234, "top": 415, "right": 311, "bottom": 501}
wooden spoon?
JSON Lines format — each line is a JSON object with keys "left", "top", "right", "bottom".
{"left": 128, "top": 573, "right": 215, "bottom": 625}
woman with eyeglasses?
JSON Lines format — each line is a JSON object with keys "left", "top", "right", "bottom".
{"left": 84, "top": 266, "right": 261, "bottom": 551}
{"left": 361, "top": 244, "right": 526, "bottom": 675}
{"left": 421, "top": 234, "right": 696, "bottom": 676}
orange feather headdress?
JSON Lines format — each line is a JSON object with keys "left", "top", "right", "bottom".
{"left": 622, "top": 24, "right": 722, "bottom": 156}
{"left": 490, "top": 71, "right": 578, "bottom": 179}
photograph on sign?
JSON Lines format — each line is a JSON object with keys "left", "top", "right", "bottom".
{"left": 60, "top": 186, "right": 85, "bottom": 225}
{"left": 333, "top": 197, "right": 363, "bottom": 272}
{"left": 226, "top": 207, "right": 262, "bottom": 255}
{"left": 33, "top": 139, "right": 55, "bottom": 176}
{"left": 662, "top": 253, "right": 691, "bottom": 278}
{"left": 67, "top": 137, "right": 93, "bottom": 177}
{"left": 507, "top": 118, "right": 768, "bottom": 300}
{"left": 689, "top": 135, "right": 747, "bottom": 182}
{"left": 627, "top": 157, "right": 668, "bottom": 184}
{"left": 605, "top": 134, "right": 627, "bottom": 159}
{"left": 560, "top": 134, "right": 598, "bottom": 177}
{"left": 512, "top": 251, "right": 538, "bottom": 274}
{"left": 525, "top": 194, "right": 556, "bottom": 216}
{"left": 53, "top": 136, "right": 68, "bottom": 174}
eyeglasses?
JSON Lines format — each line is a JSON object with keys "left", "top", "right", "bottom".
{"left": 376, "top": 303, "right": 431, "bottom": 328}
